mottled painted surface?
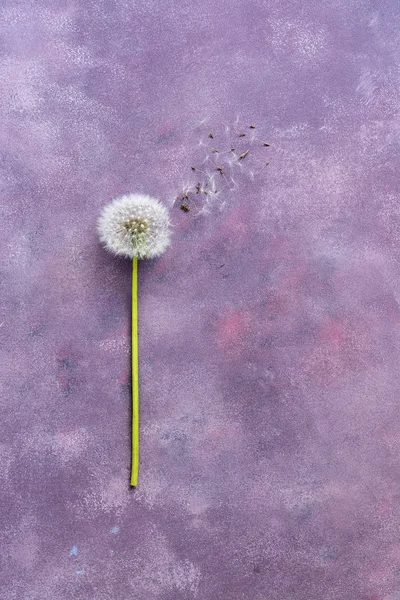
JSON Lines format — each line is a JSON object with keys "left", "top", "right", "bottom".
{"left": 1, "top": 0, "right": 400, "bottom": 598}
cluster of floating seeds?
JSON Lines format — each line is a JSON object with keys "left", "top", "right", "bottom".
{"left": 174, "top": 119, "right": 271, "bottom": 215}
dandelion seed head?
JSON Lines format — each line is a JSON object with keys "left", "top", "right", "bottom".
{"left": 98, "top": 193, "right": 171, "bottom": 259}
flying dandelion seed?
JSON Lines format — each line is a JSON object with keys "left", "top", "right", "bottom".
{"left": 174, "top": 117, "right": 271, "bottom": 215}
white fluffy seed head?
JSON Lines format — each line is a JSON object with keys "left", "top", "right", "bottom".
{"left": 97, "top": 194, "right": 172, "bottom": 259}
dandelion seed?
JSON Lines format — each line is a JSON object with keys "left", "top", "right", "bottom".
{"left": 180, "top": 203, "right": 190, "bottom": 212}
{"left": 250, "top": 125, "right": 256, "bottom": 129}
{"left": 263, "top": 142, "right": 270, "bottom": 147}
{"left": 191, "top": 166, "right": 196, "bottom": 171}
{"left": 238, "top": 132, "right": 246, "bottom": 137}
{"left": 209, "top": 132, "right": 214, "bottom": 139}
{"left": 239, "top": 150, "right": 249, "bottom": 160}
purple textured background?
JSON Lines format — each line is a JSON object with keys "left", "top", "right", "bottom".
{"left": 1, "top": 0, "right": 400, "bottom": 598}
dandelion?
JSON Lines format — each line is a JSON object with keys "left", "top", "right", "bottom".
{"left": 98, "top": 193, "right": 171, "bottom": 486}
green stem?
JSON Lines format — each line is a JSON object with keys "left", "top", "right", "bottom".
{"left": 130, "top": 256, "right": 139, "bottom": 486}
